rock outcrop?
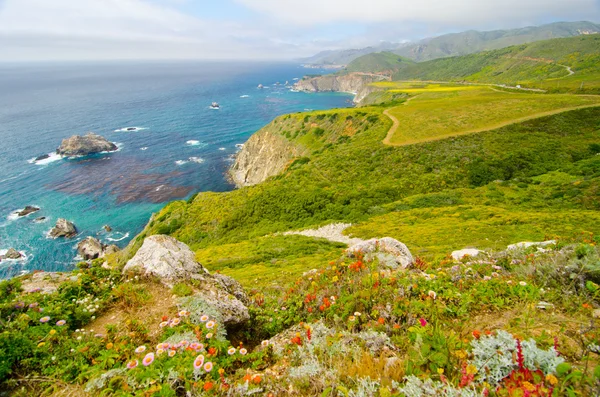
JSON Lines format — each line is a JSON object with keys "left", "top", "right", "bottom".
{"left": 294, "top": 72, "right": 390, "bottom": 103}
{"left": 17, "top": 206, "right": 40, "bottom": 217}
{"left": 507, "top": 240, "right": 556, "bottom": 251}
{"left": 346, "top": 237, "right": 414, "bottom": 269}
{"left": 49, "top": 219, "right": 78, "bottom": 238}
{"left": 124, "top": 235, "right": 249, "bottom": 325}
{"left": 56, "top": 133, "right": 117, "bottom": 156}
{"left": 3, "top": 248, "right": 22, "bottom": 259}
{"left": 76, "top": 237, "right": 119, "bottom": 260}
{"left": 229, "top": 122, "right": 309, "bottom": 187}
{"left": 451, "top": 248, "right": 482, "bottom": 261}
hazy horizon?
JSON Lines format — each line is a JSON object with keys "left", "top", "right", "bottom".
{"left": 0, "top": 0, "right": 599, "bottom": 62}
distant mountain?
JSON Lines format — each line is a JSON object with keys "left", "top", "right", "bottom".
{"left": 302, "top": 21, "right": 600, "bottom": 66}
{"left": 345, "top": 52, "right": 415, "bottom": 74}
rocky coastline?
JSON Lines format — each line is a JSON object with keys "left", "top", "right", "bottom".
{"left": 293, "top": 72, "right": 390, "bottom": 104}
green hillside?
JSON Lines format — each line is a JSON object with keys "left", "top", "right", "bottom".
{"left": 392, "top": 34, "right": 600, "bottom": 92}
{"left": 344, "top": 52, "right": 414, "bottom": 73}
{"left": 395, "top": 20, "right": 600, "bottom": 61}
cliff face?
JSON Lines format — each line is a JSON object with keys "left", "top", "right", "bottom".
{"left": 294, "top": 72, "right": 390, "bottom": 103}
{"left": 229, "top": 120, "right": 308, "bottom": 188}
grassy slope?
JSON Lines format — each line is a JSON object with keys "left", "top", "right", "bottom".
{"left": 380, "top": 84, "right": 600, "bottom": 145}
{"left": 344, "top": 52, "right": 414, "bottom": 73}
{"left": 392, "top": 34, "right": 600, "bottom": 92}
{"left": 135, "top": 107, "right": 600, "bottom": 291}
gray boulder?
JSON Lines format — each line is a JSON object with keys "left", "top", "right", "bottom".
{"left": 49, "top": 218, "right": 78, "bottom": 238}
{"left": 3, "top": 248, "right": 22, "bottom": 259}
{"left": 77, "top": 237, "right": 105, "bottom": 260}
{"left": 124, "top": 235, "right": 249, "bottom": 325}
{"left": 57, "top": 133, "right": 117, "bottom": 156}
{"left": 346, "top": 237, "right": 414, "bottom": 269}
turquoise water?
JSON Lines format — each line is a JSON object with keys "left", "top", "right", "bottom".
{"left": 0, "top": 61, "right": 352, "bottom": 278}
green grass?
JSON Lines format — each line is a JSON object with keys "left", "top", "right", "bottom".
{"left": 392, "top": 35, "right": 600, "bottom": 92}
{"left": 344, "top": 52, "right": 414, "bottom": 73}
{"left": 384, "top": 86, "right": 600, "bottom": 145}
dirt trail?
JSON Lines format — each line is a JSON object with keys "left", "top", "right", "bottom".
{"left": 382, "top": 102, "right": 600, "bottom": 147}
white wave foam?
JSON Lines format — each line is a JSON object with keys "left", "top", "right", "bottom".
{"left": 114, "top": 127, "right": 147, "bottom": 132}
{"left": 186, "top": 140, "right": 201, "bottom": 146}
{"left": 240, "top": 95, "right": 250, "bottom": 98}
{"left": 140, "top": 147, "right": 148, "bottom": 151}
{"left": 107, "top": 232, "right": 130, "bottom": 242}
{"left": 218, "top": 147, "right": 226, "bottom": 151}
{"left": 189, "top": 157, "right": 204, "bottom": 164}
{"left": 29, "top": 152, "right": 63, "bottom": 166}
{"left": 293, "top": 78, "right": 299, "bottom": 81}
{"left": 235, "top": 143, "right": 244, "bottom": 149}
{"left": 0, "top": 249, "right": 28, "bottom": 262}
{"left": 155, "top": 185, "right": 164, "bottom": 191}
{"left": 175, "top": 160, "right": 189, "bottom": 166}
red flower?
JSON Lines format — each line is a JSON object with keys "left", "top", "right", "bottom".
{"left": 472, "top": 330, "right": 481, "bottom": 339}
{"left": 419, "top": 318, "right": 427, "bottom": 327}
{"left": 291, "top": 335, "right": 303, "bottom": 346}
{"left": 203, "top": 381, "right": 214, "bottom": 391}
{"left": 208, "top": 347, "right": 217, "bottom": 356}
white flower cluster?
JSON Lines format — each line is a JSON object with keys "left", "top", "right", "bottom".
{"left": 396, "top": 376, "right": 483, "bottom": 397}
{"left": 72, "top": 294, "right": 100, "bottom": 313}
{"left": 470, "top": 330, "right": 563, "bottom": 385}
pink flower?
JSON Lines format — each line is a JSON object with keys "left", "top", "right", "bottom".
{"left": 142, "top": 353, "right": 155, "bottom": 366}
{"left": 135, "top": 345, "right": 146, "bottom": 354}
{"left": 193, "top": 354, "right": 205, "bottom": 370}
{"left": 40, "top": 316, "right": 50, "bottom": 323}
{"left": 126, "top": 359, "right": 138, "bottom": 369}
{"left": 204, "top": 362, "right": 213, "bottom": 372}
{"left": 56, "top": 320, "right": 66, "bottom": 326}
{"left": 419, "top": 318, "right": 427, "bottom": 327}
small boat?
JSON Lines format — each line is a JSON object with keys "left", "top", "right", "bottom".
{"left": 210, "top": 102, "right": 220, "bottom": 109}
{"left": 257, "top": 84, "right": 264, "bottom": 89}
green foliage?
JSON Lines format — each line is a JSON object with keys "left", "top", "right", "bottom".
{"left": 171, "top": 283, "right": 194, "bottom": 297}
{"left": 345, "top": 52, "right": 414, "bottom": 74}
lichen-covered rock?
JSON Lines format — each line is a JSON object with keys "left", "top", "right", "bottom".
{"left": 451, "top": 248, "right": 482, "bottom": 261}
{"left": 507, "top": 240, "right": 556, "bottom": 251}
{"left": 57, "top": 133, "right": 117, "bottom": 156}
{"left": 49, "top": 218, "right": 78, "bottom": 238}
{"left": 346, "top": 237, "right": 414, "bottom": 269}
{"left": 125, "top": 235, "right": 249, "bottom": 325}
{"left": 123, "top": 235, "right": 208, "bottom": 279}
{"left": 77, "top": 237, "right": 105, "bottom": 260}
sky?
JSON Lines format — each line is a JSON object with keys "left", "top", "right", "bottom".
{"left": 0, "top": 0, "right": 598, "bottom": 61}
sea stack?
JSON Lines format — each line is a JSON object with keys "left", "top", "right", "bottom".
{"left": 49, "top": 218, "right": 78, "bottom": 238}
{"left": 56, "top": 133, "right": 117, "bottom": 156}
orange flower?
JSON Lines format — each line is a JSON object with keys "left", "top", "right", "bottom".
{"left": 393, "top": 324, "right": 401, "bottom": 329}
{"left": 243, "top": 374, "right": 252, "bottom": 382}
{"left": 583, "top": 303, "right": 592, "bottom": 309}
{"left": 208, "top": 347, "right": 217, "bottom": 356}
{"left": 472, "top": 330, "right": 481, "bottom": 339}
{"left": 377, "top": 317, "right": 385, "bottom": 325}
{"left": 252, "top": 375, "right": 262, "bottom": 384}
{"left": 203, "top": 381, "right": 214, "bottom": 391}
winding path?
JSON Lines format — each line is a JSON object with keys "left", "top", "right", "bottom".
{"left": 382, "top": 100, "right": 600, "bottom": 147}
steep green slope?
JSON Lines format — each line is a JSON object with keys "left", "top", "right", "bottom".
{"left": 345, "top": 52, "right": 414, "bottom": 73}
{"left": 136, "top": 107, "right": 600, "bottom": 259}
{"left": 392, "top": 35, "right": 600, "bottom": 91}
{"left": 395, "top": 21, "right": 600, "bottom": 61}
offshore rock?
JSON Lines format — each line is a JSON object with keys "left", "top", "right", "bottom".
{"left": 17, "top": 206, "right": 40, "bottom": 217}
{"left": 124, "top": 235, "right": 249, "bottom": 324}
{"left": 56, "top": 133, "right": 117, "bottom": 156}
{"left": 3, "top": 248, "right": 22, "bottom": 259}
{"left": 346, "top": 237, "right": 414, "bottom": 269}
{"left": 49, "top": 218, "right": 78, "bottom": 238}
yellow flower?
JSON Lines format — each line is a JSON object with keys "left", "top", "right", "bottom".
{"left": 332, "top": 276, "right": 338, "bottom": 283}
{"left": 106, "top": 343, "right": 114, "bottom": 349}
{"left": 332, "top": 266, "right": 337, "bottom": 271}
{"left": 466, "top": 364, "right": 477, "bottom": 375}
{"left": 546, "top": 374, "right": 558, "bottom": 386}
{"left": 522, "top": 382, "right": 536, "bottom": 392}
{"left": 454, "top": 350, "right": 467, "bottom": 359}
{"left": 218, "top": 368, "right": 225, "bottom": 375}
{"left": 437, "top": 368, "right": 444, "bottom": 375}
{"left": 37, "top": 342, "right": 46, "bottom": 348}
{"left": 49, "top": 329, "right": 56, "bottom": 335}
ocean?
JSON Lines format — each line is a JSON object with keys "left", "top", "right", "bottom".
{"left": 0, "top": 61, "right": 352, "bottom": 279}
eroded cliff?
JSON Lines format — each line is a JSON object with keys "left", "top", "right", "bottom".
{"left": 293, "top": 72, "right": 390, "bottom": 103}
{"left": 229, "top": 119, "right": 309, "bottom": 187}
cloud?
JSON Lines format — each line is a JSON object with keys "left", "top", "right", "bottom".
{"left": 235, "top": 0, "right": 599, "bottom": 27}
